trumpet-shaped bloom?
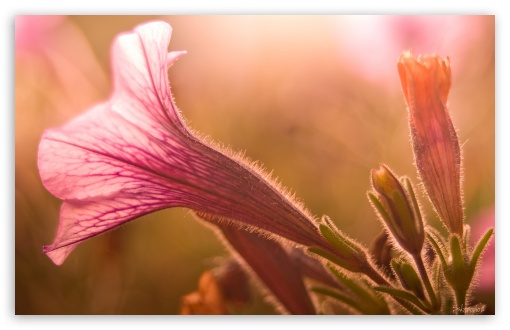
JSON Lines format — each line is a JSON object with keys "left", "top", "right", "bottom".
{"left": 38, "top": 21, "right": 329, "bottom": 265}
{"left": 398, "top": 51, "right": 464, "bottom": 236}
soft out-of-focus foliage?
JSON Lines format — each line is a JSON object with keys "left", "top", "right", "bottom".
{"left": 15, "top": 15, "right": 494, "bottom": 314}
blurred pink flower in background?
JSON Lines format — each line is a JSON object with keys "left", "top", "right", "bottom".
{"left": 15, "top": 15, "right": 109, "bottom": 122}
{"left": 335, "top": 16, "right": 485, "bottom": 86}
{"left": 15, "top": 15, "right": 64, "bottom": 54}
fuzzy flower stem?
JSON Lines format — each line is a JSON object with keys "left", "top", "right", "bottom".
{"left": 412, "top": 254, "right": 438, "bottom": 310}
{"left": 455, "top": 293, "right": 466, "bottom": 315}
{"left": 364, "top": 265, "right": 390, "bottom": 286}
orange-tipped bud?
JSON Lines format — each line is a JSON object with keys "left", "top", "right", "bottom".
{"left": 369, "top": 164, "right": 424, "bottom": 256}
{"left": 398, "top": 51, "right": 464, "bottom": 236}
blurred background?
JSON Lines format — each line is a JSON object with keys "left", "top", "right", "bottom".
{"left": 15, "top": 15, "right": 495, "bottom": 314}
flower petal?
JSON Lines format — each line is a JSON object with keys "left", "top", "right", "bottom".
{"left": 38, "top": 21, "right": 328, "bottom": 264}
{"left": 111, "top": 22, "right": 187, "bottom": 133}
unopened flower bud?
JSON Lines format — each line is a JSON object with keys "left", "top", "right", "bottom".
{"left": 391, "top": 259, "right": 425, "bottom": 300}
{"left": 368, "top": 164, "right": 424, "bottom": 256}
{"left": 398, "top": 51, "right": 464, "bottom": 236}
{"left": 180, "top": 271, "right": 228, "bottom": 315}
{"left": 370, "top": 231, "right": 395, "bottom": 279}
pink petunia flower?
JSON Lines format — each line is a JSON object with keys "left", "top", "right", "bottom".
{"left": 15, "top": 15, "right": 64, "bottom": 54}
{"left": 38, "top": 21, "right": 331, "bottom": 265}
{"left": 335, "top": 16, "right": 484, "bottom": 86}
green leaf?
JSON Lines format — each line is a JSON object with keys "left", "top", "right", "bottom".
{"left": 307, "top": 247, "right": 353, "bottom": 271}
{"left": 446, "top": 235, "right": 471, "bottom": 312}
{"left": 427, "top": 226, "right": 448, "bottom": 247}
{"left": 430, "top": 258, "right": 442, "bottom": 293}
{"left": 321, "top": 216, "right": 364, "bottom": 253}
{"left": 470, "top": 227, "right": 494, "bottom": 270}
{"left": 463, "top": 225, "right": 471, "bottom": 251}
{"left": 450, "top": 235, "right": 465, "bottom": 272}
{"left": 403, "top": 177, "right": 423, "bottom": 226}
{"left": 311, "top": 287, "right": 365, "bottom": 314}
{"left": 327, "top": 265, "right": 372, "bottom": 301}
{"left": 327, "top": 265, "right": 390, "bottom": 314}
{"left": 391, "top": 259, "right": 425, "bottom": 300}
{"left": 426, "top": 231, "right": 447, "bottom": 269}
{"left": 319, "top": 224, "right": 357, "bottom": 258}
{"left": 374, "top": 286, "right": 430, "bottom": 313}
{"left": 368, "top": 192, "right": 393, "bottom": 226}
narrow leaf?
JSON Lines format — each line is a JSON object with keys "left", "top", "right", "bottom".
{"left": 427, "top": 231, "right": 447, "bottom": 269}
{"left": 308, "top": 247, "right": 353, "bottom": 271}
{"left": 391, "top": 259, "right": 425, "bottom": 300}
{"left": 374, "top": 286, "right": 430, "bottom": 313}
{"left": 368, "top": 192, "right": 393, "bottom": 227}
{"left": 403, "top": 177, "right": 423, "bottom": 226}
{"left": 470, "top": 227, "right": 494, "bottom": 270}
{"left": 327, "top": 265, "right": 390, "bottom": 314}
{"left": 450, "top": 235, "right": 465, "bottom": 271}
{"left": 311, "top": 287, "right": 365, "bottom": 314}
{"left": 318, "top": 224, "right": 362, "bottom": 264}
{"left": 321, "top": 216, "right": 368, "bottom": 262}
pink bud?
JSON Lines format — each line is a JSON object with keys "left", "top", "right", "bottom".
{"left": 398, "top": 51, "right": 464, "bottom": 235}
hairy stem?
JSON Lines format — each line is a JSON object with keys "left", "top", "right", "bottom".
{"left": 413, "top": 254, "right": 439, "bottom": 310}
{"left": 362, "top": 262, "right": 390, "bottom": 286}
{"left": 454, "top": 290, "right": 466, "bottom": 315}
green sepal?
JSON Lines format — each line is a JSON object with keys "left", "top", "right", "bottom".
{"left": 319, "top": 224, "right": 359, "bottom": 259}
{"left": 368, "top": 192, "right": 393, "bottom": 229}
{"left": 327, "top": 265, "right": 372, "bottom": 302}
{"left": 402, "top": 177, "right": 423, "bottom": 227}
{"left": 427, "top": 228, "right": 494, "bottom": 315}
{"left": 470, "top": 227, "right": 494, "bottom": 270}
{"left": 428, "top": 258, "right": 454, "bottom": 314}
{"left": 445, "top": 235, "right": 471, "bottom": 314}
{"left": 308, "top": 247, "right": 356, "bottom": 271}
{"left": 316, "top": 217, "right": 367, "bottom": 273}
{"left": 426, "top": 231, "right": 448, "bottom": 270}
{"left": 321, "top": 216, "right": 366, "bottom": 254}
{"left": 450, "top": 235, "right": 465, "bottom": 273}
{"left": 326, "top": 265, "right": 390, "bottom": 314}
{"left": 391, "top": 259, "right": 425, "bottom": 300}
{"left": 463, "top": 225, "right": 471, "bottom": 252}
{"left": 311, "top": 287, "right": 365, "bottom": 314}
{"left": 427, "top": 226, "right": 448, "bottom": 248}
{"left": 389, "top": 186, "right": 416, "bottom": 239}
{"left": 374, "top": 286, "right": 430, "bottom": 314}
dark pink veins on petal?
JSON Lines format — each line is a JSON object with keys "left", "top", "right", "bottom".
{"left": 38, "top": 21, "right": 325, "bottom": 265}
